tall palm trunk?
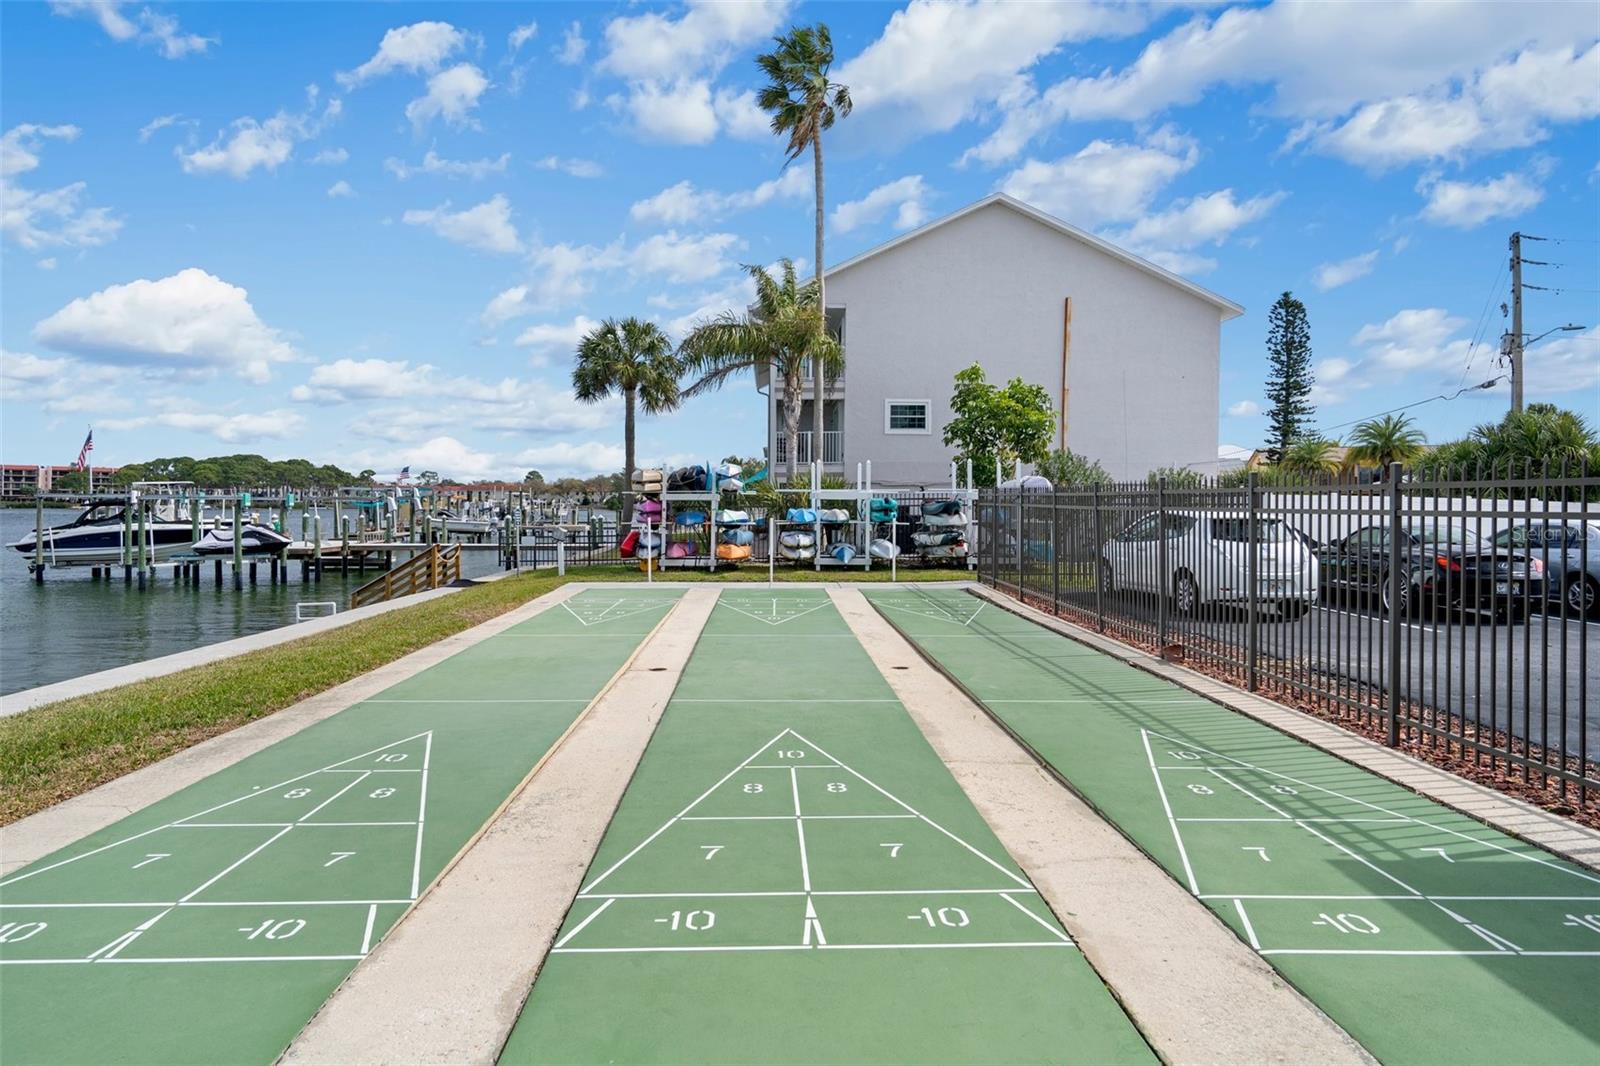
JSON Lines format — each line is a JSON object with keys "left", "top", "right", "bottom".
{"left": 623, "top": 385, "right": 637, "bottom": 524}
{"left": 784, "top": 370, "right": 803, "bottom": 485}
{"left": 811, "top": 135, "right": 825, "bottom": 468}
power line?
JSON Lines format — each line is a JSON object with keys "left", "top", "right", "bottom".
{"left": 1318, "top": 377, "right": 1505, "bottom": 435}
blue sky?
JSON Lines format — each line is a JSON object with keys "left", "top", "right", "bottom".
{"left": 3, "top": 0, "right": 1596, "bottom": 480}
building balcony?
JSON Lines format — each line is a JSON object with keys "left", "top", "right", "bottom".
{"left": 774, "top": 430, "right": 844, "bottom": 466}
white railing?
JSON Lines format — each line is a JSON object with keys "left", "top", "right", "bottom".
{"left": 775, "top": 430, "right": 844, "bottom": 465}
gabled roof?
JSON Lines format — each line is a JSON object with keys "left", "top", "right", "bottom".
{"left": 826, "top": 193, "right": 1245, "bottom": 320}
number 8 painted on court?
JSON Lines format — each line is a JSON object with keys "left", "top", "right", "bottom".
{"left": 743, "top": 782, "right": 763, "bottom": 794}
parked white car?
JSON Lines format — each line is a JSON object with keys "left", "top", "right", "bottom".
{"left": 1100, "top": 511, "right": 1319, "bottom": 618}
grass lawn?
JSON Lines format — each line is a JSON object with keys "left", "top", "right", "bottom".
{"left": 0, "top": 565, "right": 973, "bottom": 825}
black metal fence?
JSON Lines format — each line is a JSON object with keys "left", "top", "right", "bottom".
{"left": 976, "top": 463, "right": 1598, "bottom": 812}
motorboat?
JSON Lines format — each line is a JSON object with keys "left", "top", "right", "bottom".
{"left": 10, "top": 497, "right": 196, "bottom": 565}
{"left": 430, "top": 507, "right": 500, "bottom": 536}
{"left": 191, "top": 524, "right": 293, "bottom": 556}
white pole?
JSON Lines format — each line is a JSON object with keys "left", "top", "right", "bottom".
{"left": 865, "top": 460, "right": 872, "bottom": 494}
{"left": 995, "top": 457, "right": 1002, "bottom": 487}
{"left": 890, "top": 520, "right": 898, "bottom": 583}
{"left": 768, "top": 517, "right": 775, "bottom": 587}
{"left": 949, "top": 460, "right": 956, "bottom": 491}
{"left": 557, "top": 539, "right": 566, "bottom": 576}
{"left": 966, "top": 458, "right": 973, "bottom": 491}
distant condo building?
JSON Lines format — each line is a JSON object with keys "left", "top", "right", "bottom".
{"left": 0, "top": 464, "right": 121, "bottom": 500}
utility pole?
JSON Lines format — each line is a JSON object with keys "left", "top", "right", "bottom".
{"left": 1509, "top": 231, "right": 1524, "bottom": 414}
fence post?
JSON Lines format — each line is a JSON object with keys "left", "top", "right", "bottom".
{"left": 1094, "top": 483, "right": 1107, "bottom": 630}
{"left": 989, "top": 491, "right": 999, "bottom": 588}
{"left": 1247, "top": 471, "right": 1260, "bottom": 692}
{"left": 556, "top": 539, "right": 566, "bottom": 576}
{"left": 1016, "top": 491, "right": 1026, "bottom": 593}
{"left": 1156, "top": 476, "right": 1168, "bottom": 648}
{"left": 1050, "top": 495, "right": 1060, "bottom": 612}
{"left": 1385, "top": 462, "right": 1403, "bottom": 747}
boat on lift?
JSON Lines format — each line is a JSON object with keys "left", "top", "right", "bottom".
{"left": 191, "top": 524, "right": 294, "bottom": 556}
{"left": 9, "top": 483, "right": 200, "bottom": 565}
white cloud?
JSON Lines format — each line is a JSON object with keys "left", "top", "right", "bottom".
{"left": 38, "top": 257, "right": 57, "bottom": 270}
{"left": 33, "top": 268, "right": 300, "bottom": 383}
{"left": 1, "top": 348, "right": 72, "bottom": 384}
{"left": 630, "top": 168, "right": 807, "bottom": 226}
{"left": 1517, "top": 329, "right": 1599, "bottom": 398}
{"left": 628, "top": 230, "right": 740, "bottom": 283}
{"left": 1, "top": 347, "right": 133, "bottom": 414}
{"left": 1107, "top": 188, "right": 1286, "bottom": 272}
{"left": 969, "top": 5, "right": 1599, "bottom": 166}
{"left": 50, "top": 1, "right": 212, "bottom": 58}
{"left": 385, "top": 149, "right": 510, "bottom": 180}
{"left": 293, "top": 360, "right": 612, "bottom": 438}
{"left": 840, "top": 0, "right": 1148, "bottom": 150}
{"left": 1227, "top": 400, "right": 1261, "bottom": 417}
{"left": 534, "top": 155, "right": 604, "bottom": 178}
{"left": 137, "top": 114, "right": 184, "bottom": 142}
{"left": 177, "top": 89, "right": 341, "bottom": 179}
{"left": 598, "top": 0, "right": 790, "bottom": 142}
{"left": 1352, "top": 307, "right": 1471, "bottom": 373}
{"left": 1, "top": 124, "right": 122, "bottom": 251}
{"left": 999, "top": 127, "right": 1199, "bottom": 226}
{"left": 514, "top": 441, "right": 626, "bottom": 476}
{"left": 508, "top": 21, "right": 537, "bottom": 54}
{"left": 557, "top": 21, "right": 587, "bottom": 65}
{"left": 310, "top": 147, "right": 349, "bottom": 165}
{"left": 712, "top": 89, "right": 771, "bottom": 141}
{"left": 1417, "top": 170, "right": 1544, "bottom": 228}
{"left": 406, "top": 63, "right": 489, "bottom": 130}
{"left": 327, "top": 180, "right": 354, "bottom": 199}
{"left": 338, "top": 21, "right": 467, "bottom": 88}
{"left": 102, "top": 409, "right": 306, "bottom": 443}
{"left": 403, "top": 194, "right": 521, "bottom": 254}
{"left": 1, "top": 122, "right": 78, "bottom": 177}
{"left": 831, "top": 175, "right": 930, "bottom": 234}
{"left": 513, "top": 315, "right": 601, "bottom": 359}
{"left": 1313, "top": 250, "right": 1379, "bottom": 291}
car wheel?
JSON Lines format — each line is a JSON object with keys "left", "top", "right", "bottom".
{"left": 1173, "top": 571, "right": 1200, "bottom": 617}
{"left": 1282, "top": 600, "right": 1310, "bottom": 621}
{"left": 1380, "top": 574, "right": 1417, "bottom": 617}
{"left": 1566, "top": 576, "right": 1598, "bottom": 618}
{"left": 1099, "top": 558, "right": 1115, "bottom": 596}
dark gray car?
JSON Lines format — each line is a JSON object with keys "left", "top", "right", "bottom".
{"left": 1491, "top": 520, "right": 1600, "bottom": 617}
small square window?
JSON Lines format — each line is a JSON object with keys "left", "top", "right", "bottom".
{"left": 885, "top": 400, "right": 930, "bottom": 434}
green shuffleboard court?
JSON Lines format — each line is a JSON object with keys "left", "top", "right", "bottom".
{"left": 866, "top": 587, "right": 1600, "bottom": 1066}
{"left": 0, "top": 588, "right": 681, "bottom": 1066}
{"left": 502, "top": 589, "right": 1154, "bottom": 1064}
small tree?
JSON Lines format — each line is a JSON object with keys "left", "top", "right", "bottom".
{"left": 1347, "top": 414, "right": 1425, "bottom": 475}
{"left": 1280, "top": 437, "right": 1342, "bottom": 478}
{"left": 524, "top": 469, "right": 546, "bottom": 486}
{"left": 1146, "top": 465, "right": 1205, "bottom": 489}
{"left": 941, "top": 364, "right": 1056, "bottom": 486}
{"left": 1263, "top": 291, "right": 1315, "bottom": 463}
{"left": 1036, "top": 448, "right": 1111, "bottom": 487}
{"left": 573, "top": 317, "right": 682, "bottom": 523}
{"left": 417, "top": 470, "right": 441, "bottom": 487}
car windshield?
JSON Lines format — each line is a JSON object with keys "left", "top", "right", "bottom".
{"left": 1210, "top": 518, "right": 1287, "bottom": 542}
{"left": 1410, "top": 524, "right": 1482, "bottom": 547}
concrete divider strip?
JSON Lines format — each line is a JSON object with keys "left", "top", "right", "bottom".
{"left": 282, "top": 587, "right": 720, "bottom": 1065}
{"left": 829, "top": 587, "right": 1374, "bottom": 1066}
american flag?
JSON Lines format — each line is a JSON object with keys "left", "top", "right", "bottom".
{"left": 75, "top": 429, "right": 94, "bottom": 470}
{"left": 397, "top": 465, "right": 411, "bottom": 481}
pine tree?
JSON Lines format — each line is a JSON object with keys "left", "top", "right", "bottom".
{"left": 1263, "top": 291, "right": 1315, "bottom": 463}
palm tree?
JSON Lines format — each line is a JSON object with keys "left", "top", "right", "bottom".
{"left": 678, "top": 259, "right": 842, "bottom": 484}
{"left": 1280, "top": 437, "right": 1342, "bottom": 479}
{"left": 756, "top": 23, "right": 851, "bottom": 463}
{"left": 1346, "top": 413, "right": 1426, "bottom": 476}
{"left": 572, "top": 318, "right": 680, "bottom": 523}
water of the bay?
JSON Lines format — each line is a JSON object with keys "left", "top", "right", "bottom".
{"left": 0, "top": 507, "right": 510, "bottom": 696}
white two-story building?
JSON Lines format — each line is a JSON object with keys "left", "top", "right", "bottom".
{"left": 758, "top": 194, "right": 1243, "bottom": 486}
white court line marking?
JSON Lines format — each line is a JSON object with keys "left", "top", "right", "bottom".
{"left": 1200, "top": 894, "right": 1600, "bottom": 902}
{"left": 791, "top": 767, "right": 812, "bottom": 893}
{"left": 298, "top": 772, "right": 370, "bottom": 822}
{"left": 555, "top": 898, "right": 616, "bottom": 949}
{"left": 673, "top": 699, "right": 897, "bottom": 703}
{"left": 85, "top": 908, "right": 172, "bottom": 961}
{"left": 999, "top": 893, "right": 1073, "bottom": 943}
{"left": 1209, "top": 769, "right": 1292, "bottom": 819}
{"left": 1141, "top": 729, "right": 1199, "bottom": 895}
{"left": 102, "top": 954, "right": 368, "bottom": 964}
{"left": 560, "top": 598, "right": 673, "bottom": 627}
{"left": 579, "top": 728, "right": 790, "bottom": 894}
{"left": 819, "top": 942, "right": 1073, "bottom": 951}
{"left": 552, "top": 942, "right": 1073, "bottom": 955}
{"left": 576, "top": 883, "right": 1049, "bottom": 889}
{"left": 789, "top": 730, "right": 1033, "bottom": 891}
{"left": 1177, "top": 817, "right": 1410, "bottom": 824}
{"left": 178, "top": 826, "right": 293, "bottom": 903}
{"left": 719, "top": 599, "right": 831, "bottom": 626}
{"left": 1234, "top": 899, "right": 1262, "bottom": 950}
{"left": 0, "top": 899, "right": 415, "bottom": 909}
{"left": 1144, "top": 728, "right": 1600, "bottom": 890}
{"left": 359, "top": 903, "right": 378, "bottom": 954}
{"left": 987, "top": 698, "right": 1207, "bottom": 705}
{"left": 1261, "top": 949, "right": 1515, "bottom": 957}
{"left": 802, "top": 897, "right": 826, "bottom": 946}
{"left": 680, "top": 814, "right": 916, "bottom": 821}
{"left": 363, "top": 699, "right": 588, "bottom": 704}
{"left": 553, "top": 945, "right": 812, "bottom": 955}
{"left": 410, "top": 732, "right": 433, "bottom": 898}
